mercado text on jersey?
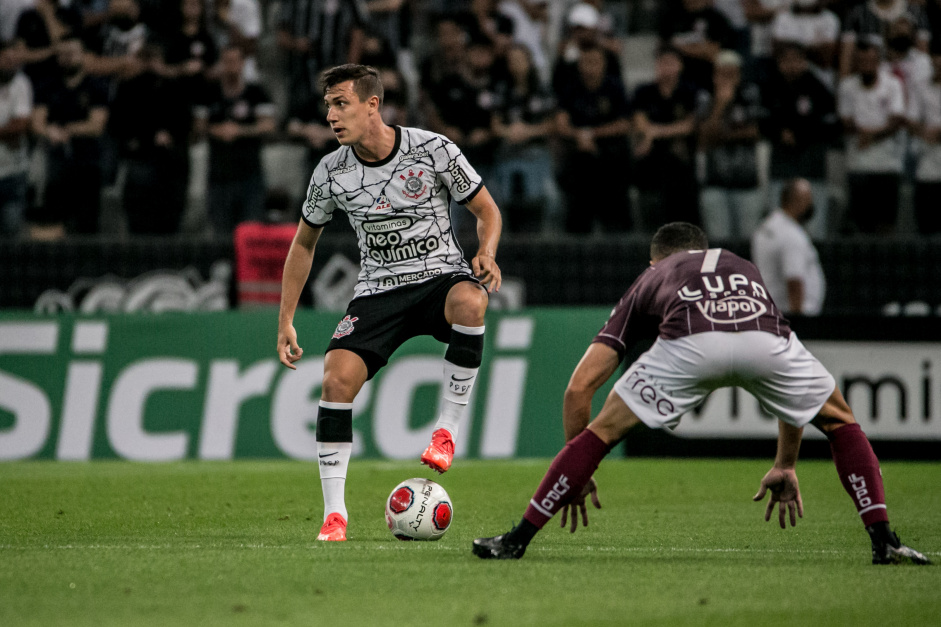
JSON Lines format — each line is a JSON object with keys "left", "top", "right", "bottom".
{"left": 302, "top": 126, "right": 484, "bottom": 298}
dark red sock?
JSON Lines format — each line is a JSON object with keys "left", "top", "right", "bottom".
{"left": 523, "top": 429, "right": 611, "bottom": 529}
{"left": 828, "top": 423, "right": 889, "bottom": 527}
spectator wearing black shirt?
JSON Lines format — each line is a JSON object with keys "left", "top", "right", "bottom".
{"left": 159, "top": 0, "right": 218, "bottom": 104}
{"left": 82, "top": 0, "right": 149, "bottom": 86}
{"left": 424, "top": 36, "right": 497, "bottom": 173}
{"left": 12, "top": 0, "right": 83, "bottom": 88}
{"left": 31, "top": 35, "right": 109, "bottom": 235}
{"left": 195, "top": 45, "right": 275, "bottom": 235}
{"left": 697, "top": 49, "right": 767, "bottom": 240}
{"left": 554, "top": 44, "right": 632, "bottom": 234}
{"left": 762, "top": 43, "right": 839, "bottom": 238}
{"left": 0, "top": 41, "right": 33, "bottom": 237}
{"left": 419, "top": 15, "right": 467, "bottom": 93}
{"left": 424, "top": 33, "right": 498, "bottom": 234}
{"left": 659, "top": 0, "right": 736, "bottom": 91}
{"left": 631, "top": 46, "right": 700, "bottom": 231}
{"left": 462, "top": 0, "right": 515, "bottom": 59}
{"left": 552, "top": 2, "right": 623, "bottom": 96}
{"left": 490, "top": 43, "right": 556, "bottom": 232}
{"left": 109, "top": 43, "right": 193, "bottom": 234}
{"left": 276, "top": 0, "right": 367, "bottom": 116}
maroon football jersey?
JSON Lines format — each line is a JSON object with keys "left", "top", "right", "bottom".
{"left": 594, "top": 248, "right": 791, "bottom": 358}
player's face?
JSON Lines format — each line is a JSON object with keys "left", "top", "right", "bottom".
{"left": 324, "top": 81, "right": 373, "bottom": 146}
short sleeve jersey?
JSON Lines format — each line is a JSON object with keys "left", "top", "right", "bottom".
{"left": 593, "top": 249, "right": 790, "bottom": 359}
{"left": 302, "top": 126, "right": 484, "bottom": 298}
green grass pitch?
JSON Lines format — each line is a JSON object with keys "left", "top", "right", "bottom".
{"left": 1, "top": 458, "right": 939, "bottom": 626}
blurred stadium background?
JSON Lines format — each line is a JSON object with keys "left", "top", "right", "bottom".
{"left": 2, "top": 0, "right": 941, "bottom": 463}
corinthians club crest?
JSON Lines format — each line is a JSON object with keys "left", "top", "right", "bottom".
{"left": 399, "top": 169, "right": 428, "bottom": 199}
{"left": 333, "top": 315, "right": 359, "bottom": 339}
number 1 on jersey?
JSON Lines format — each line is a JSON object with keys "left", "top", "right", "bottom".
{"left": 700, "top": 248, "right": 722, "bottom": 274}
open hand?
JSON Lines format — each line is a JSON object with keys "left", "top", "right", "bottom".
{"left": 560, "top": 477, "right": 601, "bottom": 533}
{"left": 753, "top": 467, "right": 803, "bottom": 529}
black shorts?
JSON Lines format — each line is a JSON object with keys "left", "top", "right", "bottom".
{"left": 326, "top": 273, "right": 483, "bottom": 379}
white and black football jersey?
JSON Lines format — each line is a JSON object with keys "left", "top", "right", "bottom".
{"left": 302, "top": 126, "right": 483, "bottom": 297}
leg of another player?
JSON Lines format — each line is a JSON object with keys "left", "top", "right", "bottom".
{"left": 315, "top": 349, "right": 369, "bottom": 541}
{"left": 421, "top": 281, "right": 489, "bottom": 473}
{"left": 473, "top": 391, "right": 640, "bottom": 559}
{"left": 812, "top": 386, "right": 930, "bottom": 564}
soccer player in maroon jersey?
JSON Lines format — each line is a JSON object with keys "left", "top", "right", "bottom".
{"left": 473, "top": 222, "right": 930, "bottom": 564}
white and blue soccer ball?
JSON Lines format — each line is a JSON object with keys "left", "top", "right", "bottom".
{"left": 385, "top": 478, "right": 452, "bottom": 541}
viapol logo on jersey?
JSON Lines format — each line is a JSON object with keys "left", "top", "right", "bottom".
{"left": 677, "top": 273, "right": 771, "bottom": 324}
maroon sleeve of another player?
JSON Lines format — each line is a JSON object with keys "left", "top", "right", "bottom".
{"left": 591, "top": 271, "right": 651, "bottom": 359}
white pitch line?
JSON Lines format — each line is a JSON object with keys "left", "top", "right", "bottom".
{"left": 1, "top": 544, "right": 937, "bottom": 556}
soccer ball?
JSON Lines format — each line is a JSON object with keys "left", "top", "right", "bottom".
{"left": 385, "top": 478, "right": 452, "bottom": 541}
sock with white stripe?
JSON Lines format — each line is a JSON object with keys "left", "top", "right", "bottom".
{"left": 434, "top": 324, "right": 484, "bottom": 439}
{"left": 316, "top": 401, "right": 353, "bottom": 522}
{"left": 522, "top": 429, "right": 611, "bottom": 529}
{"left": 827, "top": 423, "right": 889, "bottom": 527}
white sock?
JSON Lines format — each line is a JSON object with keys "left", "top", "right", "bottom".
{"left": 435, "top": 361, "right": 479, "bottom": 440}
{"left": 318, "top": 441, "right": 352, "bottom": 522}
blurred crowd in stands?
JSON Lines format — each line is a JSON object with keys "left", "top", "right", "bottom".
{"left": 1, "top": 0, "right": 941, "bottom": 241}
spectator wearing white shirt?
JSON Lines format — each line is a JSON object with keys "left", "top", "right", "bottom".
{"left": 839, "top": 0, "right": 931, "bottom": 77}
{"left": 906, "top": 48, "right": 941, "bottom": 234}
{"left": 752, "top": 178, "right": 826, "bottom": 315}
{"left": 838, "top": 42, "right": 906, "bottom": 233}
{"left": 771, "top": 0, "right": 841, "bottom": 88}
{"left": 0, "top": 40, "right": 32, "bottom": 236}
{"left": 883, "top": 15, "right": 932, "bottom": 102}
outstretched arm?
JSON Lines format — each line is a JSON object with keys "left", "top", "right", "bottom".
{"left": 563, "top": 343, "right": 621, "bottom": 442}
{"left": 464, "top": 186, "right": 503, "bottom": 293}
{"left": 559, "top": 342, "right": 620, "bottom": 532}
{"left": 753, "top": 420, "right": 804, "bottom": 528}
{"left": 277, "top": 220, "right": 323, "bottom": 369}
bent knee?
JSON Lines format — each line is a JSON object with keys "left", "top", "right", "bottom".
{"left": 812, "top": 391, "right": 857, "bottom": 434}
{"left": 446, "top": 283, "right": 489, "bottom": 326}
{"left": 321, "top": 371, "right": 362, "bottom": 403}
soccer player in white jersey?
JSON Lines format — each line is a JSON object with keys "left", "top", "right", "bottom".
{"left": 277, "top": 64, "right": 503, "bottom": 542}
